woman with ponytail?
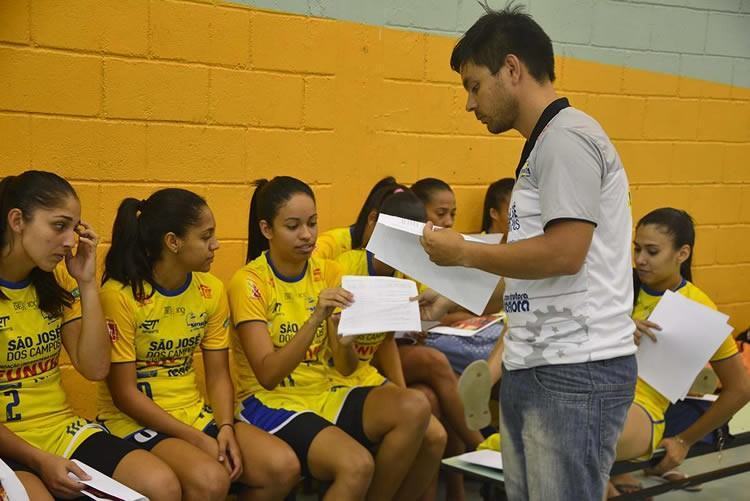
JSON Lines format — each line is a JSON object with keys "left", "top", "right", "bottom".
{"left": 98, "top": 188, "right": 299, "bottom": 501}
{"left": 608, "top": 208, "right": 750, "bottom": 497}
{"left": 230, "top": 177, "right": 442, "bottom": 501}
{"left": 0, "top": 171, "right": 178, "bottom": 500}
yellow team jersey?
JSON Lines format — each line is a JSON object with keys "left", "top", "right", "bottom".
{"left": 228, "top": 253, "right": 342, "bottom": 412}
{"left": 633, "top": 280, "right": 738, "bottom": 423}
{"left": 97, "top": 273, "right": 230, "bottom": 438}
{"left": 333, "top": 250, "right": 387, "bottom": 387}
{"left": 313, "top": 227, "right": 353, "bottom": 261}
{"left": 0, "top": 265, "right": 103, "bottom": 457}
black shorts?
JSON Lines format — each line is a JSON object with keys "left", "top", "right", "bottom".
{"left": 125, "top": 421, "right": 219, "bottom": 451}
{"left": 4, "top": 431, "right": 141, "bottom": 478}
{"left": 274, "top": 412, "right": 333, "bottom": 478}
{"left": 334, "top": 386, "right": 376, "bottom": 450}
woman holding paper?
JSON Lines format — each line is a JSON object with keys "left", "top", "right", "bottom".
{"left": 229, "top": 176, "right": 443, "bottom": 501}
{"left": 0, "top": 171, "right": 179, "bottom": 501}
{"left": 608, "top": 208, "right": 750, "bottom": 497}
{"left": 98, "top": 188, "right": 299, "bottom": 501}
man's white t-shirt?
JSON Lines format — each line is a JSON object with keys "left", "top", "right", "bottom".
{"left": 503, "top": 107, "right": 637, "bottom": 370}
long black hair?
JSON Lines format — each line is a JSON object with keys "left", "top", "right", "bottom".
{"left": 0, "top": 171, "right": 78, "bottom": 317}
{"left": 634, "top": 207, "right": 696, "bottom": 302}
{"left": 103, "top": 188, "right": 207, "bottom": 300}
{"left": 411, "top": 177, "right": 453, "bottom": 205}
{"left": 351, "top": 181, "right": 408, "bottom": 249}
{"left": 481, "top": 178, "right": 515, "bottom": 232}
{"left": 247, "top": 177, "right": 315, "bottom": 263}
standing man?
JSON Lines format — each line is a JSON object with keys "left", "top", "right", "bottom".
{"left": 420, "top": 5, "right": 637, "bottom": 500}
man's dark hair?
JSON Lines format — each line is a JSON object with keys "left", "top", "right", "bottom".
{"left": 450, "top": 2, "right": 555, "bottom": 83}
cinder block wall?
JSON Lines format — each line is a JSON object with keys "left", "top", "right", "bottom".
{"left": 1, "top": 0, "right": 748, "bottom": 418}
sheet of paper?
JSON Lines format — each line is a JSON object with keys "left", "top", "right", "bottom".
{"left": 636, "top": 290, "right": 733, "bottom": 403}
{"left": 0, "top": 459, "right": 30, "bottom": 501}
{"left": 454, "top": 450, "right": 503, "bottom": 470}
{"left": 338, "top": 276, "right": 421, "bottom": 336}
{"left": 69, "top": 460, "right": 147, "bottom": 501}
{"left": 465, "top": 233, "right": 503, "bottom": 244}
{"left": 366, "top": 214, "right": 502, "bottom": 315}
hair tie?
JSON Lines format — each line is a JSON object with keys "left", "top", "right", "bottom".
{"left": 136, "top": 199, "right": 147, "bottom": 213}
{"left": 393, "top": 188, "right": 405, "bottom": 194}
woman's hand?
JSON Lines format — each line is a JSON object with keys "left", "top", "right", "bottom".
{"left": 313, "top": 288, "right": 354, "bottom": 322}
{"left": 216, "top": 425, "right": 243, "bottom": 481}
{"left": 36, "top": 453, "right": 89, "bottom": 499}
{"left": 634, "top": 319, "right": 661, "bottom": 346}
{"left": 65, "top": 221, "right": 99, "bottom": 285}
{"left": 646, "top": 435, "right": 690, "bottom": 475}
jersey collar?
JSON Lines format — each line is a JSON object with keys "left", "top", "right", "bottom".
{"left": 0, "top": 276, "right": 32, "bottom": 289}
{"left": 640, "top": 277, "right": 687, "bottom": 297}
{"left": 515, "top": 97, "right": 570, "bottom": 179}
{"left": 153, "top": 273, "right": 192, "bottom": 297}
{"left": 266, "top": 252, "right": 308, "bottom": 283}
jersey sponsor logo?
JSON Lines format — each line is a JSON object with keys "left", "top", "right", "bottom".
{"left": 199, "top": 285, "right": 212, "bottom": 299}
{"left": 504, "top": 292, "right": 530, "bottom": 312}
{"left": 186, "top": 312, "right": 208, "bottom": 330}
{"left": 519, "top": 161, "right": 531, "bottom": 177}
{"left": 354, "top": 343, "right": 378, "bottom": 359}
{"left": 248, "top": 281, "right": 262, "bottom": 300}
{"left": 71, "top": 287, "right": 80, "bottom": 300}
{"left": 105, "top": 319, "right": 119, "bottom": 342}
{"left": 12, "top": 302, "right": 25, "bottom": 311}
{"left": 509, "top": 202, "right": 520, "bottom": 232}
{"left": 4, "top": 327, "right": 62, "bottom": 362}
{"left": 272, "top": 302, "right": 282, "bottom": 314}
{"left": 313, "top": 268, "right": 322, "bottom": 281}
{"left": 0, "top": 356, "right": 59, "bottom": 382}
{"left": 140, "top": 319, "right": 160, "bottom": 332}
{"left": 0, "top": 316, "right": 9, "bottom": 331}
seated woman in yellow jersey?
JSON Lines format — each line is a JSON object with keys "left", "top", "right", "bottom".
{"left": 334, "top": 189, "right": 449, "bottom": 500}
{"left": 229, "top": 176, "right": 441, "bottom": 501}
{"left": 607, "top": 208, "right": 750, "bottom": 498}
{"left": 313, "top": 175, "right": 399, "bottom": 260}
{"left": 97, "top": 188, "right": 299, "bottom": 501}
{"left": 0, "top": 171, "right": 179, "bottom": 501}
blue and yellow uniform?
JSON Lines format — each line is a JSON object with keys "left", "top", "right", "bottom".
{"left": 0, "top": 265, "right": 104, "bottom": 458}
{"left": 633, "top": 280, "right": 738, "bottom": 458}
{"left": 96, "top": 272, "right": 230, "bottom": 441}
{"left": 313, "top": 227, "right": 353, "bottom": 261}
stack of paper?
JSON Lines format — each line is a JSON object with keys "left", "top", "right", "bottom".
{"left": 338, "top": 276, "right": 421, "bottom": 335}
{"left": 464, "top": 233, "right": 503, "bottom": 244}
{"left": 429, "top": 313, "right": 505, "bottom": 337}
{"left": 454, "top": 449, "right": 503, "bottom": 470}
{"left": 366, "top": 214, "right": 502, "bottom": 315}
{"left": 68, "top": 460, "right": 147, "bottom": 501}
{"left": 636, "top": 290, "right": 734, "bottom": 403}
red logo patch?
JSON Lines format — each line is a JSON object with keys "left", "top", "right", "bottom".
{"left": 105, "top": 320, "right": 119, "bottom": 343}
{"left": 313, "top": 268, "right": 322, "bottom": 281}
{"left": 199, "top": 285, "right": 212, "bottom": 299}
{"left": 250, "top": 283, "right": 262, "bottom": 299}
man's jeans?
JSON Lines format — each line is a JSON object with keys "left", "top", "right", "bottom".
{"left": 499, "top": 355, "right": 637, "bottom": 500}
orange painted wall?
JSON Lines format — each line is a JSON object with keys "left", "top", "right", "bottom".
{"left": 1, "top": 0, "right": 749, "bottom": 418}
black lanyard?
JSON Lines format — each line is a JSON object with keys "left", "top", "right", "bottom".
{"left": 515, "top": 97, "right": 570, "bottom": 179}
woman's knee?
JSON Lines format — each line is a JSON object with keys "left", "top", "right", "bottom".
{"left": 398, "top": 388, "right": 432, "bottom": 427}
{"left": 16, "top": 471, "right": 54, "bottom": 501}
{"left": 425, "top": 417, "right": 448, "bottom": 456}
{"left": 261, "top": 444, "right": 301, "bottom": 490}
{"left": 184, "top": 461, "right": 230, "bottom": 500}
{"left": 136, "top": 461, "right": 182, "bottom": 501}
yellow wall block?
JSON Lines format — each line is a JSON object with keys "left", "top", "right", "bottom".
{"left": 698, "top": 100, "right": 750, "bottom": 143}
{"left": 151, "top": 0, "right": 250, "bottom": 66}
{"left": 32, "top": 0, "right": 148, "bottom": 55}
{"left": 0, "top": 47, "right": 101, "bottom": 115}
{"left": 31, "top": 117, "right": 148, "bottom": 181}
{"left": 716, "top": 226, "right": 750, "bottom": 265}
{"left": 103, "top": 59, "right": 209, "bottom": 122}
{"left": 379, "top": 80, "right": 456, "bottom": 133}
{"left": 0, "top": 0, "right": 29, "bottom": 44}
{"left": 560, "top": 57, "right": 622, "bottom": 94}
{"left": 146, "top": 124, "right": 247, "bottom": 183}
{"left": 643, "top": 97, "right": 700, "bottom": 140}
{"left": 68, "top": 181, "right": 102, "bottom": 233}
{"left": 204, "top": 184, "right": 253, "bottom": 240}
{"left": 692, "top": 226, "right": 717, "bottom": 267}
{"left": 382, "top": 28, "right": 425, "bottom": 81}
{"left": 671, "top": 142, "right": 726, "bottom": 184}
{"left": 693, "top": 265, "right": 750, "bottom": 305}
{"left": 210, "top": 68, "right": 304, "bottom": 127}
{"left": 425, "top": 35, "right": 458, "bottom": 84}
{"left": 581, "top": 94, "right": 646, "bottom": 140}
{"left": 245, "top": 128, "right": 337, "bottom": 183}
{"left": 303, "top": 76, "right": 337, "bottom": 129}
{"left": 724, "top": 144, "right": 750, "bottom": 183}
{"left": 689, "top": 185, "right": 743, "bottom": 225}
{"left": 679, "top": 76, "right": 733, "bottom": 100}
{"left": 0, "top": 113, "right": 31, "bottom": 169}
{"left": 614, "top": 141, "right": 673, "bottom": 185}
{"left": 631, "top": 185, "right": 692, "bottom": 222}
{"left": 622, "top": 66, "right": 679, "bottom": 97}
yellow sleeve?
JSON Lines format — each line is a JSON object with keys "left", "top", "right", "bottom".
{"left": 202, "top": 283, "right": 230, "bottom": 350}
{"left": 100, "top": 284, "right": 137, "bottom": 363}
{"left": 228, "top": 268, "right": 269, "bottom": 326}
{"left": 314, "top": 232, "right": 337, "bottom": 260}
{"left": 325, "top": 259, "right": 343, "bottom": 288}
{"left": 55, "top": 264, "right": 82, "bottom": 325}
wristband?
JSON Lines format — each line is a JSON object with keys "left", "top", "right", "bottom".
{"left": 218, "top": 422, "right": 234, "bottom": 431}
